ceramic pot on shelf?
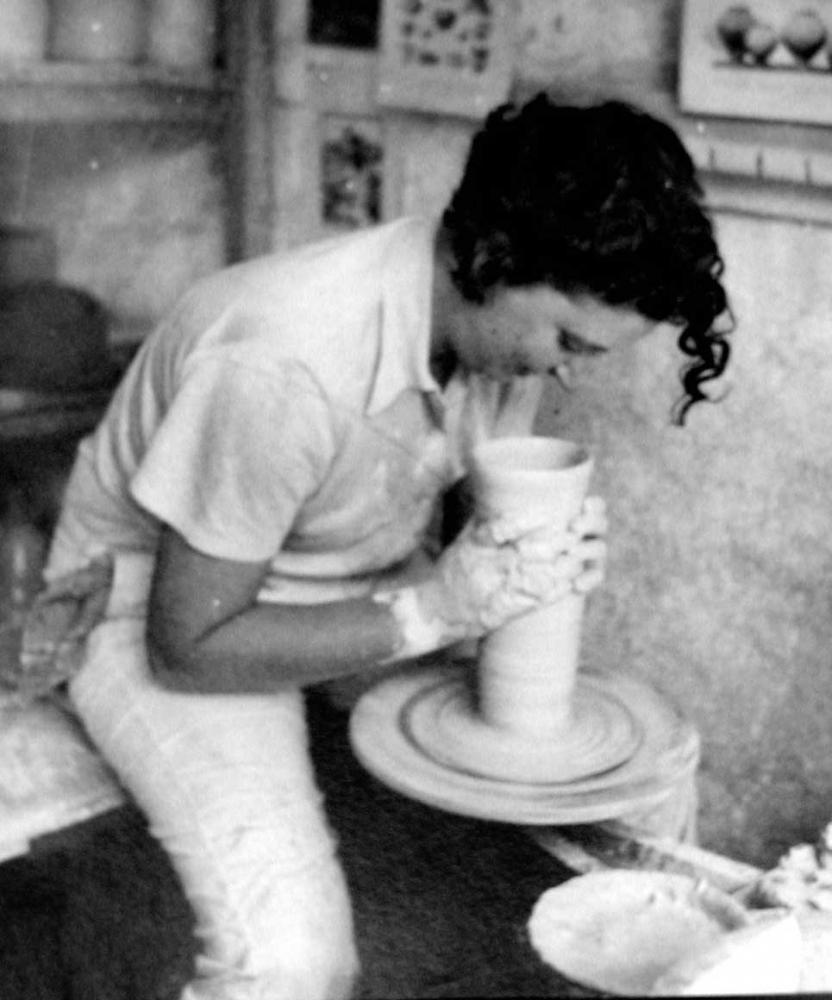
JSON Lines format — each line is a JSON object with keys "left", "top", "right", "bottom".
{"left": 49, "top": 0, "right": 146, "bottom": 64}
{"left": 0, "top": 0, "right": 49, "bottom": 61}
{"left": 146, "top": 0, "right": 216, "bottom": 71}
{"left": 781, "top": 8, "right": 827, "bottom": 64}
{"left": 715, "top": 5, "right": 754, "bottom": 62}
{"left": 469, "top": 435, "right": 594, "bottom": 739}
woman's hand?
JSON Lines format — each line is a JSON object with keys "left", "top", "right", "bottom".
{"left": 3, "top": 554, "right": 114, "bottom": 701}
{"left": 380, "top": 496, "right": 608, "bottom": 660}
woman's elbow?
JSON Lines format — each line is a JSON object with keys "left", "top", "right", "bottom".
{"left": 146, "top": 624, "right": 203, "bottom": 693}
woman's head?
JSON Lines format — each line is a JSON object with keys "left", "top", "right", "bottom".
{"left": 441, "top": 94, "right": 732, "bottom": 423}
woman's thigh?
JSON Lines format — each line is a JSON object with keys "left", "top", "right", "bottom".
{"left": 68, "top": 619, "right": 358, "bottom": 993}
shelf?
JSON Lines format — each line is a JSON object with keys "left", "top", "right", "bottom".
{"left": 0, "top": 388, "right": 114, "bottom": 441}
{"left": 0, "top": 59, "right": 231, "bottom": 124}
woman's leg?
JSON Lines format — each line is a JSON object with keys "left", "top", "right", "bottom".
{"left": 69, "top": 618, "right": 359, "bottom": 1000}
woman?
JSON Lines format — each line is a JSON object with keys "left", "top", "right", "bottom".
{"left": 19, "top": 95, "right": 730, "bottom": 999}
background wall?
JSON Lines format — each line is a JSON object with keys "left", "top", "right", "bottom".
{"left": 518, "top": 0, "right": 832, "bottom": 866}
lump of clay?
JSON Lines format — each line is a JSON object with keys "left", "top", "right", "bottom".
{"left": 651, "top": 911, "right": 802, "bottom": 996}
{"left": 751, "top": 821, "right": 832, "bottom": 911}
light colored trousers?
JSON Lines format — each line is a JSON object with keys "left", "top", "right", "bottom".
{"left": 65, "top": 566, "right": 359, "bottom": 1000}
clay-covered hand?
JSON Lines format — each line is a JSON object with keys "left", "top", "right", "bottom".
{"left": 376, "top": 497, "right": 607, "bottom": 661}
{"left": 3, "top": 553, "right": 115, "bottom": 703}
{"left": 479, "top": 494, "right": 607, "bottom": 595}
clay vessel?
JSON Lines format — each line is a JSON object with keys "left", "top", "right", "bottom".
{"left": 470, "top": 436, "right": 593, "bottom": 738}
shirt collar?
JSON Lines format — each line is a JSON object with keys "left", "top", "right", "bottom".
{"left": 365, "top": 218, "right": 442, "bottom": 417}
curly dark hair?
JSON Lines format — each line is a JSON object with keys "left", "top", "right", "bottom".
{"left": 441, "top": 94, "right": 733, "bottom": 425}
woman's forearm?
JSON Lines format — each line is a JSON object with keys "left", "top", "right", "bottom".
{"left": 146, "top": 594, "right": 405, "bottom": 694}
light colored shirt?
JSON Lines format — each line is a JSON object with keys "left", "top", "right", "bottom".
{"left": 48, "top": 218, "right": 542, "bottom": 603}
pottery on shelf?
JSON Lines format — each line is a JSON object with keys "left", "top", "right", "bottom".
{"left": 146, "top": 0, "right": 216, "bottom": 70}
{"left": 469, "top": 435, "right": 593, "bottom": 739}
{"left": 744, "top": 22, "right": 778, "bottom": 64}
{"left": 0, "top": 0, "right": 49, "bottom": 61}
{"left": 49, "top": 0, "right": 145, "bottom": 64}
{"left": 715, "top": 5, "right": 755, "bottom": 61}
{"left": 781, "top": 8, "right": 827, "bottom": 64}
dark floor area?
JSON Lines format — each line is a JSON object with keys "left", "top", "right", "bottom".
{"left": 0, "top": 689, "right": 598, "bottom": 999}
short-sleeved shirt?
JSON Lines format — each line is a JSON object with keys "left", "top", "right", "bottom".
{"left": 48, "top": 218, "right": 542, "bottom": 603}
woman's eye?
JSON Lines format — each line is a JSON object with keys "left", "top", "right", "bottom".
{"left": 557, "top": 330, "right": 606, "bottom": 356}
{"left": 557, "top": 330, "right": 582, "bottom": 354}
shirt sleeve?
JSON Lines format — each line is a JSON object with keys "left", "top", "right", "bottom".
{"left": 130, "top": 357, "right": 337, "bottom": 561}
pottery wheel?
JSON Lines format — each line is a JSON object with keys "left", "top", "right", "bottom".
{"left": 349, "top": 664, "right": 700, "bottom": 825}
{"left": 404, "top": 670, "right": 639, "bottom": 783}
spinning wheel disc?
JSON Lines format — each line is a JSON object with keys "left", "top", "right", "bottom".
{"left": 350, "top": 664, "right": 699, "bottom": 825}
{"left": 404, "top": 671, "right": 640, "bottom": 783}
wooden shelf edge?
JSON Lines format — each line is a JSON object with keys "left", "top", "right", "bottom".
{"left": 0, "top": 58, "right": 226, "bottom": 91}
{"left": 0, "top": 59, "right": 231, "bottom": 123}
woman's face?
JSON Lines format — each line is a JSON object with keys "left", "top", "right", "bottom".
{"left": 441, "top": 283, "right": 658, "bottom": 385}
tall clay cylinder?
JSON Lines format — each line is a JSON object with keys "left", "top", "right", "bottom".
{"left": 470, "top": 436, "right": 593, "bottom": 737}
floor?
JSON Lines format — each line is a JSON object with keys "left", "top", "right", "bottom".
{"left": 0, "top": 688, "right": 597, "bottom": 1000}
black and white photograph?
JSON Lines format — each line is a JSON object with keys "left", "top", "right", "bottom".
{"left": 1, "top": 1, "right": 832, "bottom": 997}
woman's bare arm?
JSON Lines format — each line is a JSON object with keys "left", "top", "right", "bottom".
{"left": 146, "top": 525, "right": 401, "bottom": 694}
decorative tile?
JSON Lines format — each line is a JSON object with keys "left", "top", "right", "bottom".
{"left": 320, "top": 117, "right": 383, "bottom": 229}
{"left": 377, "top": 0, "right": 514, "bottom": 117}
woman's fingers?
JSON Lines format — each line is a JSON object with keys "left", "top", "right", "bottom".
{"left": 65, "top": 584, "right": 111, "bottom": 641}
{"left": 570, "top": 495, "right": 608, "bottom": 538}
{"left": 35, "top": 554, "right": 113, "bottom": 602}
